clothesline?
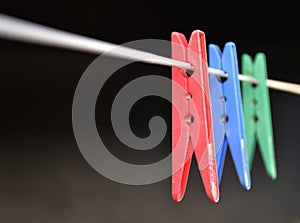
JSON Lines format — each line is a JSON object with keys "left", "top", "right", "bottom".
{"left": 0, "top": 13, "right": 299, "bottom": 95}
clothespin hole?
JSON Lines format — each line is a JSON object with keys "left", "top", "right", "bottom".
{"left": 219, "top": 76, "right": 228, "bottom": 83}
{"left": 185, "top": 115, "right": 194, "bottom": 124}
{"left": 251, "top": 82, "right": 258, "bottom": 88}
{"left": 252, "top": 99, "right": 257, "bottom": 105}
{"left": 252, "top": 115, "right": 258, "bottom": 122}
{"left": 220, "top": 115, "right": 229, "bottom": 123}
{"left": 220, "top": 96, "right": 227, "bottom": 102}
{"left": 186, "top": 69, "right": 194, "bottom": 77}
{"left": 190, "top": 116, "right": 194, "bottom": 123}
{"left": 185, "top": 93, "right": 192, "bottom": 100}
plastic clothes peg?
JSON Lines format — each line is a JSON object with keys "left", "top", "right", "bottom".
{"left": 172, "top": 30, "right": 219, "bottom": 203}
{"left": 242, "top": 53, "right": 277, "bottom": 179}
{"left": 209, "top": 52, "right": 227, "bottom": 181}
{"left": 208, "top": 43, "right": 251, "bottom": 190}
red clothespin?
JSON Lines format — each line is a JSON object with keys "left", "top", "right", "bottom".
{"left": 172, "top": 30, "right": 219, "bottom": 203}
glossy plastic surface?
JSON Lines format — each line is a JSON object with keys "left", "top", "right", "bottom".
{"left": 208, "top": 46, "right": 227, "bottom": 182}
{"left": 241, "top": 54, "right": 256, "bottom": 165}
{"left": 209, "top": 43, "right": 251, "bottom": 190}
{"left": 172, "top": 31, "right": 219, "bottom": 203}
{"left": 242, "top": 53, "right": 277, "bottom": 179}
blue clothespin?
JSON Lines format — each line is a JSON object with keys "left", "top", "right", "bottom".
{"left": 209, "top": 43, "right": 251, "bottom": 190}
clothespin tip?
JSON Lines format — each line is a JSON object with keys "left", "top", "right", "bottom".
{"left": 243, "top": 179, "right": 251, "bottom": 190}
{"left": 267, "top": 165, "right": 277, "bottom": 180}
{"left": 270, "top": 172, "right": 277, "bottom": 180}
{"left": 207, "top": 183, "right": 220, "bottom": 203}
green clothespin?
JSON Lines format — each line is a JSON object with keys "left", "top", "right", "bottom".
{"left": 241, "top": 53, "right": 277, "bottom": 180}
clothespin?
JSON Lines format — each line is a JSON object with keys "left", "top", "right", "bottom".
{"left": 172, "top": 30, "right": 219, "bottom": 203}
{"left": 208, "top": 43, "right": 251, "bottom": 190}
{"left": 241, "top": 53, "right": 277, "bottom": 179}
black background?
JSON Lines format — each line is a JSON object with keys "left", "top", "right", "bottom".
{"left": 0, "top": 1, "right": 300, "bottom": 222}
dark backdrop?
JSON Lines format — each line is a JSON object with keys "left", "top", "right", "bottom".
{"left": 0, "top": 1, "right": 300, "bottom": 222}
